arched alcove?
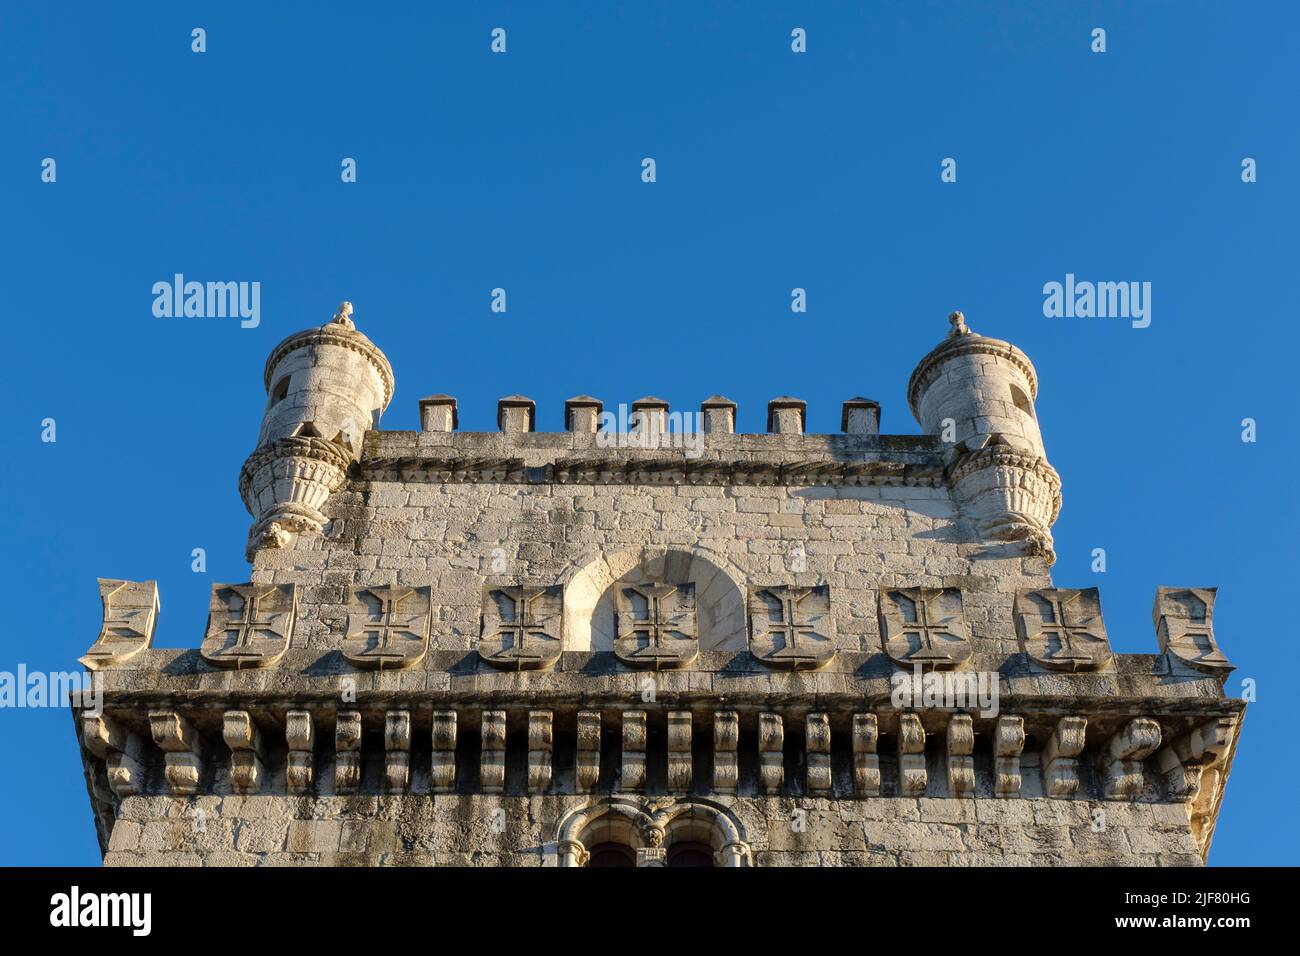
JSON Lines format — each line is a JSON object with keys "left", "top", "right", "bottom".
{"left": 560, "top": 547, "right": 747, "bottom": 652}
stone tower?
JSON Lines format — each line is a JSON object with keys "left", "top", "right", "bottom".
{"left": 73, "top": 305, "right": 1244, "bottom": 866}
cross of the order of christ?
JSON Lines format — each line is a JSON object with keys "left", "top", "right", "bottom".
{"left": 616, "top": 584, "right": 697, "bottom": 667}
{"left": 214, "top": 587, "right": 288, "bottom": 662}
{"left": 347, "top": 587, "right": 427, "bottom": 663}
{"left": 751, "top": 587, "right": 833, "bottom": 669}
{"left": 479, "top": 587, "right": 561, "bottom": 670}
{"left": 1021, "top": 591, "right": 1107, "bottom": 669}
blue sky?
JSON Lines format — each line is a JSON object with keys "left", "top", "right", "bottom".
{"left": 1, "top": 2, "right": 1295, "bottom": 865}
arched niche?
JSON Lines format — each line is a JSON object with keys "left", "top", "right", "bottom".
{"left": 561, "top": 546, "right": 747, "bottom": 652}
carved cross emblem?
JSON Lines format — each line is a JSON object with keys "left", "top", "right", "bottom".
{"left": 1154, "top": 587, "right": 1233, "bottom": 673}
{"left": 614, "top": 582, "right": 699, "bottom": 670}
{"left": 200, "top": 584, "right": 296, "bottom": 670}
{"left": 479, "top": 586, "right": 562, "bottom": 671}
{"left": 878, "top": 587, "right": 971, "bottom": 669}
{"left": 1015, "top": 588, "right": 1112, "bottom": 671}
{"left": 748, "top": 585, "right": 835, "bottom": 670}
{"left": 80, "top": 579, "right": 159, "bottom": 670}
{"left": 343, "top": 586, "right": 431, "bottom": 670}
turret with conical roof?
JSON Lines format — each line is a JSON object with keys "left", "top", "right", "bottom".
{"left": 909, "top": 312, "right": 1061, "bottom": 560}
{"left": 238, "top": 301, "right": 395, "bottom": 559}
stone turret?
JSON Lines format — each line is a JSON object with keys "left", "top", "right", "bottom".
{"left": 238, "top": 302, "right": 394, "bottom": 558}
{"left": 908, "top": 312, "right": 1061, "bottom": 560}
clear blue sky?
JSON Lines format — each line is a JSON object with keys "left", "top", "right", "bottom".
{"left": 1, "top": 2, "right": 1295, "bottom": 865}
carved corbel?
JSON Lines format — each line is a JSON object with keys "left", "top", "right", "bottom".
{"left": 806, "top": 713, "right": 832, "bottom": 795}
{"left": 285, "top": 710, "right": 314, "bottom": 794}
{"left": 81, "top": 712, "right": 147, "bottom": 798}
{"left": 622, "top": 711, "right": 647, "bottom": 792}
{"left": 481, "top": 711, "right": 506, "bottom": 794}
{"left": 385, "top": 710, "right": 412, "bottom": 793}
{"left": 431, "top": 710, "right": 457, "bottom": 794}
{"left": 759, "top": 713, "right": 784, "bottom": 794}
{"left": 1043, "top": 716, "right": 1087, "bottom": 798}
{"left": 1104, "top": 718, "right": 1162, "bottom": 800}
{"left": 335, "top": 711, "right": 362, "bottom": 794}
{"left": 993, "top": 715, "right": 1025, "bottom": 797}
{"left": 946, "top": 714, "right": 975, "bottom": 797}
{"left": 713, "top": 712, "right": 739, "bottom": 794}
{"left": 528, "top": 711, "right": 553, "bottom": 794}
{"left": 576, "top": 711, "right": 601, "bottom": 792}
{"left": 222, "top": 710, "right": 266, "bottom": 794}
{"left": 852, "top": 713, "right": 880, "bottom": 797}
{"left": 667, "top": 712, "right": 692, "bottom": 795}
{"left": 149, "top": 710, "right": 206, "bottom": 796}
{"left": 898, "top": 713, "right": 927, "bottom": 796}
{"left": 1155, "top": 717, "right": 1234, "bottom": 803}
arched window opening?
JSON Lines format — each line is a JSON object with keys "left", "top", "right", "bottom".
{"left": 666, "top": 841, "right": 714, "bottom": 868}
{"left": 588, "top": 842, "right": 636, "bottom": 867}
{"left": 1009, "top": 384, "right": 1035, "bottom": 419}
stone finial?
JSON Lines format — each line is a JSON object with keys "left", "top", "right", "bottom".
{"left": 700, "top": 395, "right": 736, "bottom": 435}
{"left": 767, "top": 397, "right": 806, "bottom": 434}
{"left": 841, "top": 397, "right": 880, "bottom": 435}
{"left": 497, "top": 395, "right": 536, "bottom": 433}
{"left": 948, "top": 310, "right": 970, "bottom": 336}
{"left": 332, "top": 301, "right": 356, "bottom": 330}
{"left": 419, "top": 394, "right": 458, "bottom": 432}
{"left": 564, "top": 395, "right": 604, "bottom": 433}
